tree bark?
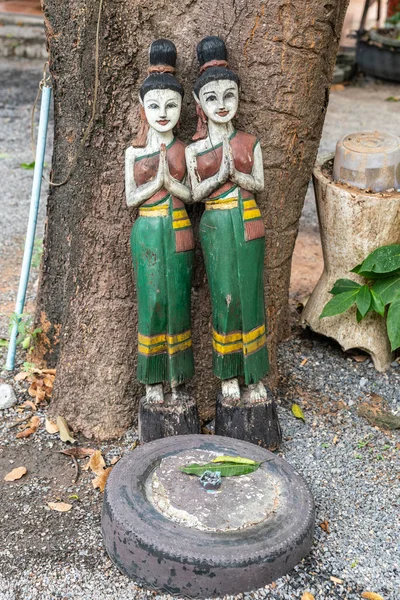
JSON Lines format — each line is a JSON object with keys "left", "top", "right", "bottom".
{"left": 38, "top": 0, "right": 349, "bottom": 439}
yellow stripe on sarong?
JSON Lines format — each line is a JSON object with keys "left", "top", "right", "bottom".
{"left": 213, "top": 330, "right": 242, "bottom": 344}
{"left": 206, "top": 197, "right": 238, "bottom": 210}
{"left": 138, "top": 333, "right": 167, "bottom": 346}
{"left": 242, "top": 325, "right": 265, "bottom": 344}
{"left": 173, "top": 218, "right": 191, "bottom": 229}
{"left": 212, "top": 339, "right": 243, "bottom": 355}
{"left": 244, "top": 334, "right": 267, "bottom": 355}
{"left": 243, "top": 208, "right": 262, "bottom": 220}
{"left": 242, "top": 199, "right": 257, "bottom": 209}
{"left": 138, "top": 343, "right": 166, "bottom": 355}
{"left": 167, "top": 330, "right": 191, "bottom": 345}
{"left": 138, "top": 330, "right": 192, "bottom": 356}
{"left": 168, "top": 339, "right": 192, "bottom": 355}
{"left": 139, "top": 205, "right": 169, "bottom": 217}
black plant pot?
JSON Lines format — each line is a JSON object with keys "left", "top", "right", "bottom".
{"left": 356, "top": 29, "right": 400, "bottom": 82}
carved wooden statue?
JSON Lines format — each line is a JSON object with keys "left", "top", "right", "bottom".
{"left": 125, "top": 39, "right": 199, "bottom": 441}
{"left": 186, "top": 36, "right": 281, "bottom": 449}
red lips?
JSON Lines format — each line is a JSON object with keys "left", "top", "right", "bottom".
{"left": 157, "top": 120, "right": 169, "bottom": 126}
{"left": 217, "top": 110, "right": 229, "bottom": 117}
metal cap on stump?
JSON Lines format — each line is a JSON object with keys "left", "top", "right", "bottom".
{"left": 333, "top": 131, "right": 400, "bottom": 192}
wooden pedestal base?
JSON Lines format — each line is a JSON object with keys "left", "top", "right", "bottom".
{"left": 138, "top": 395, "right": 200, "bottom": 444}
{"left": 215, "top": 392, "right": 282, "bottom": 451}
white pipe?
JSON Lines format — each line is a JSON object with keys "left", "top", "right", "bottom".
{"left": 6, "top": 84, "right": 52, "bottom": 371}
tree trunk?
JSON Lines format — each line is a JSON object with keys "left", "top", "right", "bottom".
{"left": 38, "top": 0, "right": 349, "bottom": 439}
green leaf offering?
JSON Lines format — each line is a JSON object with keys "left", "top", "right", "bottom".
{"left": 180, "top": 461, "right": 261, "bottom": 477}
{"left": 210, "top": 455, "right": 258, "bottom": 465}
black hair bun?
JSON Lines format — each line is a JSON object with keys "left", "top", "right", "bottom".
{"left": 149, "top": 39, "right": 177, "bottom": 67}
{"left": 197, "top": 36, "right": 227, "bottom": 66}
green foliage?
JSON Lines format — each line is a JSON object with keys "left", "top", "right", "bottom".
{"left": 8, "top": 313, "right": 42, "bottom": 354}
{"left": 329, "top": 279, "right": 361, "bottom": 295}
{"left": 20, "top": 161, "right": 35, "bottom": 170}
{"left": 320, "top": 289, "right": 360, "bottom": 318}
{"left": 31, "top": 237, "right": 43, "bottom": 269}
{"left": 321, "top": 245, "right": 400, "bottom": 351}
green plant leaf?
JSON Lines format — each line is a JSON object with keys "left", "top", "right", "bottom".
{"left": 210, "top": 455, "right": 258, "bottom": 465}
{"left": 372, "top": 275, "right": 400, "bottom": 306}
{"left": 291, "top": 403, "right": 305, "bottom": 422}
{"left": 370, "top": 289, "right": 385, "bottom": 316}
{"left": 356, "top": 309, "right": 363, "bottom": 323}
{"left": 21, "top": 336, "right": 31, "bottom": 349}
{"left": 20, "top": 161, "right": 35, "bottom": 170}
{"left": 320, "top": 289, "right": 360, "bottom": 318}
{"left": 180, "top": 462, "right": 261, "bottom": 477}
{"left": 387, "top": 297, "right": 400, "bottom": 351}
{"left": 0, "top": 338, "right": 8, "bottom": 347}
{"left": 351, "top": 265, "right": 400, "bottom": 279}
{"left": 357, "top": 244, "right": 400, "bottom": 274}
{"left": 329, "top": 279, "right": 362, "bottom": 295}
{"left": 356, "top": 285, "right": 372, "bottom": 317}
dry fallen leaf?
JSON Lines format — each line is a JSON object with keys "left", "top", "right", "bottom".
{"left": 16, "top": 415, "right": 40, "bottom": 439}
{"left": 353, "top": 354, "right": 368, "bottom": 363}
{"left": 47, "top": 501, "right": 72, "bottom": 512}
{"left": 331, "top": 83, "right": 345, "bottom": 92}
{"left": 4, "top": 466, "right": 27, "bottom": 481}
{"left": 333, "top": 435, "right": 339, "bottom": 445}
{"left": 301, "top": 593, "right": 315, "bottom": 600}
{"left": 110, "top": 456, "right": 121, "bottom": 465}
{"left": 84, "top": 450, "right": 106, "bottom": 475}
{"left": 56, "top": 416, "right": 76, "bottom": 443}
{"left": 300, "top": 358, "right": 309, "bottom": 367}
{"left": 361, "top": 592, "right": 384, "bottom": 600}
{"left": 319, "top": 519, "right": 330, "bottom": 534}
{"left": 45, "top": 418, "right": 59, "bottom": 434}
{"left": 14, "top": 371, "right": 29, "bottom": 381}
{"left": 60, "top": 447, "right": 95, "bottom": 459}
{"left": 92, "top": 467, "right": 112, "bottom": 492}
{"left": 42, "top": 368, "right": 56, "bottom": 375}
{"left": 330, "top": 576, "right": 343, "bottom": 584}
{"left": 292, "top": 403, "right": 306, "bottom": 422}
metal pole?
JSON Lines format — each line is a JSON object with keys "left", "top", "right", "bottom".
{"left": 6, "top": 83, "right": 52, "bottom": 371}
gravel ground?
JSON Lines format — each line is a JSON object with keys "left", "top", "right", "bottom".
{"left": 0, "top": 57, "right": 399, "bottom": 600}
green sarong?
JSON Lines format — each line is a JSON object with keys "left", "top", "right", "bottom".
{"left": 130, "top": 194, "right": 194, "bottom": 386}
{"left": 199, "top": 187, "right": 269, "bottom": 384}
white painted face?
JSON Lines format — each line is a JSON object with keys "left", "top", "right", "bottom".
{"left": 197, "top": 80, "right": 239, "bottom": 124}
{"left": 142, "top": 89, "right": 182, "bottom": 133}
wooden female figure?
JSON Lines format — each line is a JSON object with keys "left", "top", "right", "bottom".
{"left": 186, "top": 36, "right": 281, "bottom": 446}
{"left": 126, "top": 39, "right": 195, "bottom": 412}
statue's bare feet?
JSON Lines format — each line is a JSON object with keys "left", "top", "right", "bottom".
{"left": 171, "top": 383, "right": 189, "bottom": 403}
{"left": 247, "top": 381, "right": 267, "bottom": 403}
{"left": 146, "top": 383, "right": 164, "bottom": 404}
{"left": 221, "top": 378, "right": 241, "bottom": 402}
